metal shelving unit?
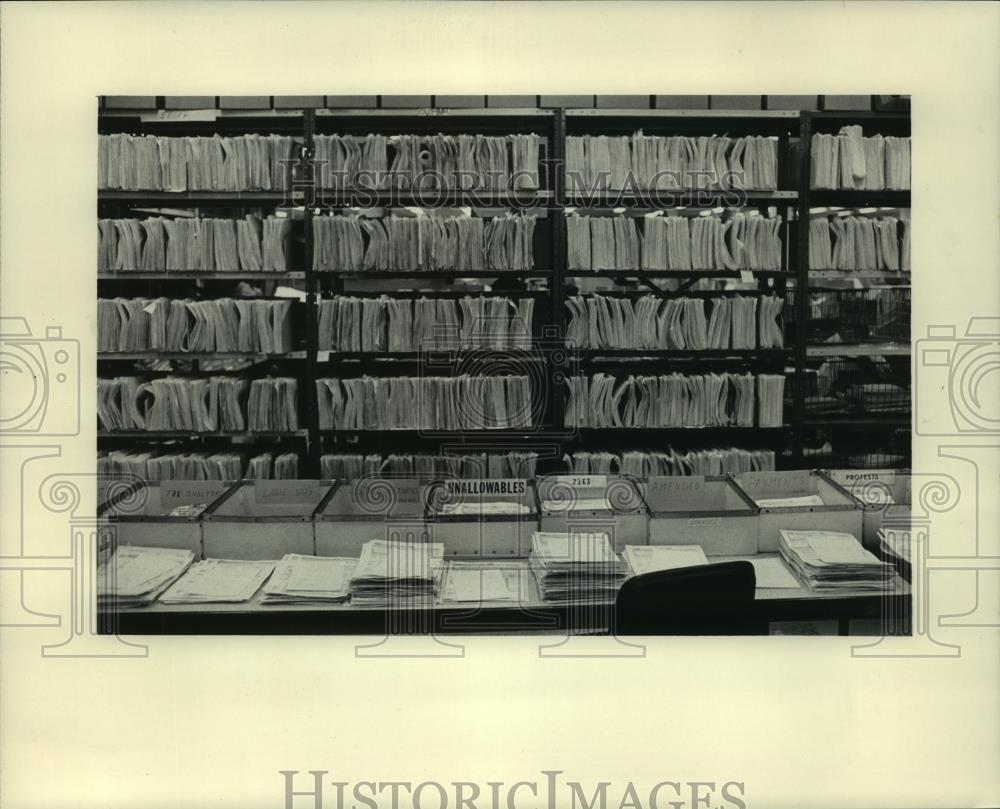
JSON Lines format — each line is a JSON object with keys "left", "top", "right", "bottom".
{"left": 97, "top": 99, "right": 911, "bottom": 475}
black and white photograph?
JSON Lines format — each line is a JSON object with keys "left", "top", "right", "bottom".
{"left": 95, "top": 94, "right": 913, "bottom": 635}
{"left": 1, "top": 4, "right": 997, "bottom": 809}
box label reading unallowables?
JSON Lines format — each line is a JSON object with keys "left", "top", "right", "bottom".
{"left": 256, "top": 479, "right": 322, "bottom": 504}
{"left": 687, "top": 517, "right": 722, "bottom": 527}
{"left": 445, "top": 479, "right": 526, "bottom": 497}
{"left": 161, "top": 481, "right": 228, "bottom": 507}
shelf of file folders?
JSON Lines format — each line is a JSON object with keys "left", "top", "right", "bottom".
{"left": 309, "top": 110, "right": 550, "bottom": 207}
{"left": 562, "top": 109, "right": 800, "bottom": 207}
{"left": 97, "top": 282, "right": 311, "bottom": 480}
{"left": 564, "top": 205, "right": 794, "bottom": 285}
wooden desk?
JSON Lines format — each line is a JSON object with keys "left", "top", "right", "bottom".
{"left": 99, "top": 555, "right": 911, "bottom": 635}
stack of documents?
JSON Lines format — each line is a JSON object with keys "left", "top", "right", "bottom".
{"left": 756, "top": 494, "right": 825, "bottom": 508}
{"left": 441, "top": 562, "right": 520, "bottom": 604}
{"left": 99, "top": 215, "right": 292, "bottom": 273}
{"left": 247, "top": 451, "right": 300, "bottom": 479}
{"left": 564, "top": 294, "right": 780, "bottom": 352}
{"left": 99, "top": 134, "right": 296, "bottom": 191}
{"left": 316, "top": 375, "right": 532, "bottom": 430}
{"left": 318, "top": 295, "right": 533, "bottom": 352}
{"left": 567, "top": 211, "right": 783, "bottom": 272}
{"left": 565, "top": 448, "right": 775, "bottom": 476}
{"left": 811, "top": 129, "right": 910, "bottom": 191}
{"left": 757, "top": 374, "right": 786, "bottom": 428}
{"left": 565, "top": 134, "right": 778, "bottom": 192}
{"left": 349, "top": 540, "right": 445, "bottom": 607}
{"left": 98, "top": 546, "right": 195, "bottom": 607}
{"left": 98, "top": 297, "right": 294, "bottom": 354}
{"left": 438, "top": 502, "right": 531, "bottom": 516}
{"left": 247, "top": 377, "right": 299, "bottom": 431}
{"left": 158, "top": 559, "right": 275, "bottom": 604}
{"left": 320, "top": 451, "right": 538, "bottom": 479}
{"left": 564, "top": 371, "right": 766, "bottom": 429}
{"left": 623, "top": 544, "right": 709, "bottom": 575}
{"left": 98, "top": 449, "right": 298, "bottom": 481}
{"left": 809, "top": 214, "right": 906, "bottom": 272}
{"left": 262, "top": 555, "right": 356, "bottom": 605}
{"left": 778, "top": 529, "right": 894, "bottom": 591}
{"left": 844, "top": 383, "right": 909, "bottom": 414}
{"left": 312, "top": 212, "right": 537, "bottom": 272}
{"left": 98, "top": 376, "right": 245, "bottom": 432}
{"left": 313, "top": 133, "right": 540, "bottom": 191}
{"left": 529, "top": 531, "right": 629, "bottom": 602}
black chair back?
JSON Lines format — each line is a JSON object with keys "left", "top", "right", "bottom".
{"left": 614, "top": 561, "right": 762, "bottom": 635}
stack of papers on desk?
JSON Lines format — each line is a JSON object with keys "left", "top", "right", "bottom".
{"left": 441, "top": 563, "right": 520, "bottom": 603}
{"left": 437, "top": 502, "right": 531, "bottom": 516}
{"left": 349, "top": 540, "right": 445, "bottom": 607}
{"left": 528, "top": 531, "right": 628, "bottom": 603}
{"left": 262, "top": 555, "right": 356, "bottom": 605}
{"left": 623, "top": 545, "right": 709, "bottom": 576}
{"left": 779, "top": 530, "right": 893, "bottom": 591}
{"left": 159, "top": 559, "right": 275, "bottom": 604}
{"left": 98, "top": 546, "right": 195, "bottom": 607}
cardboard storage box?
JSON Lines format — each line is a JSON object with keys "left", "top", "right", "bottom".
{"left": 596, "top": 95, "right": 649, "bottom": 109}
{"left": 823, "top": 95, "right": 872, "bottom": 111}
{"left": 164, "top": 96, "right": 217, "bottom": 109}
{"left": 434, "top": 95, "right": 485, "bottom": 108}
{"left": 487, "top": 95, "right": 538, "bottom": 108}
{"left": 314, "top": 478, "right": 434, "bottom": 557}
{"left": 202, "top": 480, "right": 330, "bottom": 560}
{"left": 654, "top": 95, "right": 710, "bottom": 110}
{"left": 325, "top": 95, "right": 377, "bottom": 108}
{"left": 821, "top": 470, "right": 912, "bottom": 551}
{"left": 766, "top": 94, "right": 819, "bottom": 110}
{"left": 380, "top": 95, "right": 432, "bottom": 108}
{"left": 97, "top": 480, "right": 234, "bottom": 557}
{"left": 732, "top": 470, "right": 862, "bottom": 553}
{"left": 540, "top": 95, "right": 594, "bottom": 108}
{"left": 426, "top": 479, "right": 538, "bottom": 557}
{"left": 710, "top": 95, "right": 763, "bottom": 110}
{"left": 537, "top": 475, "right": 647, "bottom": 552}
{"left": 220, "top": 96, "right": 271, "bottom": 109}
{"left": 639, "top": 476, "right": 759, "bottom": 556}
